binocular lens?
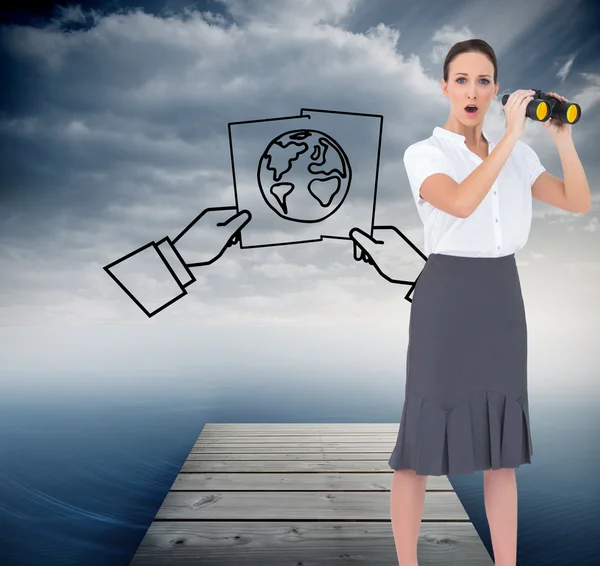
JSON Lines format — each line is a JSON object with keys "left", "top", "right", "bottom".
{"left": 566, "top": 104, "right": 578, "bottom": 123}
{"left": 536, "top": 101, "right": 549, "bottom": 121}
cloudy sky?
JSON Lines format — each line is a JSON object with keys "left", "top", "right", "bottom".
{"left": 0, "top": 0, "right": 598, "bottom": 400}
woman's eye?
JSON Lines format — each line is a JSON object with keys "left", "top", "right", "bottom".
{"left": 456, "top": 78, "right": 489, "bottom": 84}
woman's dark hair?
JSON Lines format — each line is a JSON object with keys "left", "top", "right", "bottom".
{"left": 443, "top": 39, "right": 498, "bottom": 84}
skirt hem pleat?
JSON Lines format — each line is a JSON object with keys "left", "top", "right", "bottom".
{"left": 388, "top": 388, "right": 533, "bottom": 476}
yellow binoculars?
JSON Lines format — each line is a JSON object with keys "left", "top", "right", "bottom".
{"left": 501, "top": 89, "right": 581, "bottom": 124}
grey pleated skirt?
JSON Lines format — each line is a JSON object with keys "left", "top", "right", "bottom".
{"left": 388, "top": 252, "right": 533, "bottom": 476}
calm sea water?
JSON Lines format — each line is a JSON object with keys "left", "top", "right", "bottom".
{"left": 1, "top": 369, "right": 598, "bottom": 566}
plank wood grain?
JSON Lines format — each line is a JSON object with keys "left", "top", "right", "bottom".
{"left": 129, "top": 522, "right": 493, "bottom": 565}
{"left": 128, "top": 424, "right": 493, "bottom": 565}
{"left": 171, "top": 472, "right": 452, "bottom": 491}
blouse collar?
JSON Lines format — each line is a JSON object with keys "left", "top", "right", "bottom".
{"left": 433, "top": 126, "right": 495, "bottom": 147}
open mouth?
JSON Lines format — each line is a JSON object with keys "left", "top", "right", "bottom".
{"left": 465, "top": 105, "right": 479, "bottom": 115}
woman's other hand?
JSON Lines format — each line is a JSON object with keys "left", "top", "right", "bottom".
{"left": 503, "top": 89, "right": 535, "bottom": 140}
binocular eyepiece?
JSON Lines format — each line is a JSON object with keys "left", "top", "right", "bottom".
{"left": 501, "top": 89, "right": 581, "bottom": 124}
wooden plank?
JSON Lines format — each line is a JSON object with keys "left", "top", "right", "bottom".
{"left": 200, "top": 424, "right": 400, "bottom": 433}
{"left": 129, "top": 522, "right": 493, "bottom": 565}
{"left": 192, "top": 443, "right": 396, "bottom": 451}
{"left": 171, "top": 472, "right": 453, "bottom": 491}
{"left": 154, "top": 491, "right": 468, "bottom": 521}
{"left": 181, "top": 460, "right": 407, "bottom": 472}
{"left": 193, "top": 444, "right": 396, "bottom": 450}
{"left": 186, "top": 452, "right": 405, "bottom": 460}
{"left": 197, "top": 433, "right": 399, "bottom": 441}
{"left": 202, "top": 422, "right": 398, "bottom": 432}
{"left": 192, "top": 444, "right": 396, "bottom": 450}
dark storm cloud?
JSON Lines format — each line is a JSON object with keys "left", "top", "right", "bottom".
{"left": 0, "top": 2, "right": 393, "bottom": 241}
{"left": 0, "top": 0, "right": 598, "bottom": 328}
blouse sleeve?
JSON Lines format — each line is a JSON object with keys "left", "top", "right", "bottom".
{"left": 403, "top": 143, "right": 454, "bottom": 207}
{"left": 519, "top": 140, "right": 546, "bottom": 188}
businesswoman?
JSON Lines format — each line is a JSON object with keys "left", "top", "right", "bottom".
{"left": 387, "top": 39, "right": 591, "bottom": 566}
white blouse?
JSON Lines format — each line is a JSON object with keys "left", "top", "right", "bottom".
{"left": 403, "top": 126, "right": 546, "bottom": 257}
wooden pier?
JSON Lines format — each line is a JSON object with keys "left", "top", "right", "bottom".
{"left": 129, "top": 423, "right": 493, "bottom": 565}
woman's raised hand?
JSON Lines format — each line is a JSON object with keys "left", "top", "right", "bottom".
{"left": 504, "top": 89, "right": 536, "bottom": 140}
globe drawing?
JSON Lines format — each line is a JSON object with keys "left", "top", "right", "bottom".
{"left": 257, "top": 129, "right": 352, "bottom": 222}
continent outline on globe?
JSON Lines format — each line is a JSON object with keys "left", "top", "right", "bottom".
{"left": 256, "top": 128, "right": 352, "bottom": 223}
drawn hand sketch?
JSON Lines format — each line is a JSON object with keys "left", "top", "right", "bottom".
{"left": 103, "top": 207, "right": 250, "bottom": 318}
{"left": 349, "top": 226, "right": 427, "bottom": 303}
{"left": 103, "top": 108, "right": 426, "bottom": 317}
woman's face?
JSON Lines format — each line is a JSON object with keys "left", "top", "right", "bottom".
{"left": 442, "top": 52, "right": 499, "bottom": 126}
